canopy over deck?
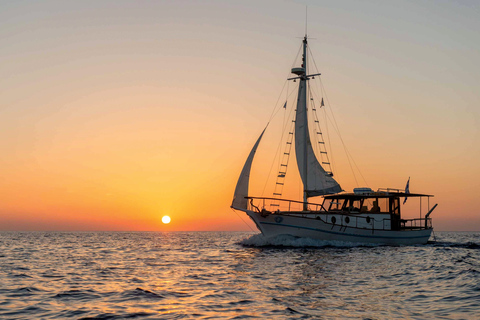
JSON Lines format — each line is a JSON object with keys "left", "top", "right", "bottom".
{"left": 324, "top": 191, "right": 433, "bottom": 200}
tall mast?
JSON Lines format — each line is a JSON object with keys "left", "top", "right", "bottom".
{"left": 302, "top": 36, "right": 308, "bottom": 210}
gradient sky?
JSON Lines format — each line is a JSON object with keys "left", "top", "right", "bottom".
{"left": 1, "top": 0, "right": 479, "bottom": 231}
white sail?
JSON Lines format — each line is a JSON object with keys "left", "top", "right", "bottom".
{"left": 231, "top": 128, "right": 266, "bottom": 210}
{"left": 294, "top": 73, "right": 342, "bottom": 198}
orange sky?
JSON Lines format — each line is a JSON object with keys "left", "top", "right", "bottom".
{"left": 1, "top": 1, "right": 479, "bottom": 231}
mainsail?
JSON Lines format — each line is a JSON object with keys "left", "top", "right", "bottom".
{"left": 294, "top": 38, "right": 342, "bottom": 199}
{"left": 231, "top": 127, "right": 266, "bottom": 210}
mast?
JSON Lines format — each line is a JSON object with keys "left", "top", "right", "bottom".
{"left": 302, "top": 36, "right": 308, "bottom": 210}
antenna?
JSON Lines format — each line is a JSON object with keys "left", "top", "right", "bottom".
{"left": 305, "top": 6, "right": 308, "bottom": 36}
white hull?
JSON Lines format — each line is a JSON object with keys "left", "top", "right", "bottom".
{"left": 245, "top": 210, "right": 432, "bottom": 245}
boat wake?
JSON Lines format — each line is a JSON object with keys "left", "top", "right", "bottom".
{"left": 432, "top": 241, "right": 480, "bottom": 250}
{"left": 240, "top": 233, "right": 380, "bottom": 248}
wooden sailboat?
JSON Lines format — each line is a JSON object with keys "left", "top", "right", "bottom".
{"left": 231, "top": 35, "right": 437, "bottom": 245}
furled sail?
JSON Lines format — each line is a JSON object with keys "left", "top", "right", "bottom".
{"left": 294, "top": 79, "right": 342, "bottom": 197}
{"left": 231, "top": 127, "right": 267, "bottom": 210}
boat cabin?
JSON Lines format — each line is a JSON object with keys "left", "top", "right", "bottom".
{"left": 322, "top": 188, "right": 434, "bottom": 230}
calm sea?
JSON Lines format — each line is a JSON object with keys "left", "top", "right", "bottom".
{"left": 0, "top": 231, "right": 478, "bottom": 319}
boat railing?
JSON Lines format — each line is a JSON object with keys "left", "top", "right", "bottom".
{"left": 246, "top": 196, "right": 326, "bottom": 212}
{"left": 377, "top": 187, "right": 405, "bottom": 193}
{"left": 400, "top": 217, "right": 433, "bottom": 230}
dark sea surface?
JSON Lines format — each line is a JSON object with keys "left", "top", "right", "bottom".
{"left": 0, "top": 231, "right": 479, "bottom": 319}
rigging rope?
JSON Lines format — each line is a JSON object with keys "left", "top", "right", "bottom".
{"left": 307, "top": 84, "right": 333, "bottom": 173}
{"left": 258, "top": 44, "right": 303, "bottom": 199}
{"left": 267, "top": 80, "right": 287, "bottom": 123}
{"left": 308, "top": 45, "right": 369, "bottom": 188}
{"left": 261, "top": 84, "right": 298, "bottom": 198}
{"left": 230, "top": 208, "right": 255, "bottom": 232}
{"left": 318, "top": 79, "right": 361, "bottom": 187}
{"left": 266, "top": 42, "right": 303, "bottom": 123}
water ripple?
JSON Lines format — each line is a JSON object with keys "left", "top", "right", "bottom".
{"left": 0, "top": 231, "right": 478, "bottom": 319}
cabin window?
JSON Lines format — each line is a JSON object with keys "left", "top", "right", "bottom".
{"left": 361, "top": 198, "right": 388, "bottom": 213}
{"left": 322, "top": 199, "right": 332, "bottom": 210}
{"left": 378, "top": 198, "right": 389, "bottom": 213}
{"left": 326, "top": 199, "right": 344, "bottom": 211}
{"left": 344, "top": 199, "right": 362, "bottom": 213}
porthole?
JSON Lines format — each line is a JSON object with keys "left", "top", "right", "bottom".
{"left": 366, "top": 216, "right": 371, "bottom": 223}
{"left": 331, "top": 216, "right": 336, "bottom": 224}
{"left": 345, "top": 217, "right": 350, "bottom": 224}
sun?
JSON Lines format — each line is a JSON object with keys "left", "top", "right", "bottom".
{"left": 162, "top": 215, "right": 171, "bottom": 224}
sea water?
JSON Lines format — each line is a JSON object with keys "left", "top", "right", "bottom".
{"left": 0, "top": 231, "right": 478, "bottom": 319}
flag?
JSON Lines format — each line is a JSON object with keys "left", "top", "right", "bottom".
{"left": 283, "top": 101, "right": 287, "bottom": 109}
{"left": 320, "top": 98, "right": 325, "bottom": 108}
{"left": 403, "top": 177, "right": 410, "bottom": 204}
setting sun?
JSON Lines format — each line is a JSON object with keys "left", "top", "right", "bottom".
{"left": 162, "top": 215, "right": 171, "bottom": 224}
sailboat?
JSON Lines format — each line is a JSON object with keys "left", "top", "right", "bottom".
{"left": 231, "top": 35, "right": 437, "bottom": 245}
